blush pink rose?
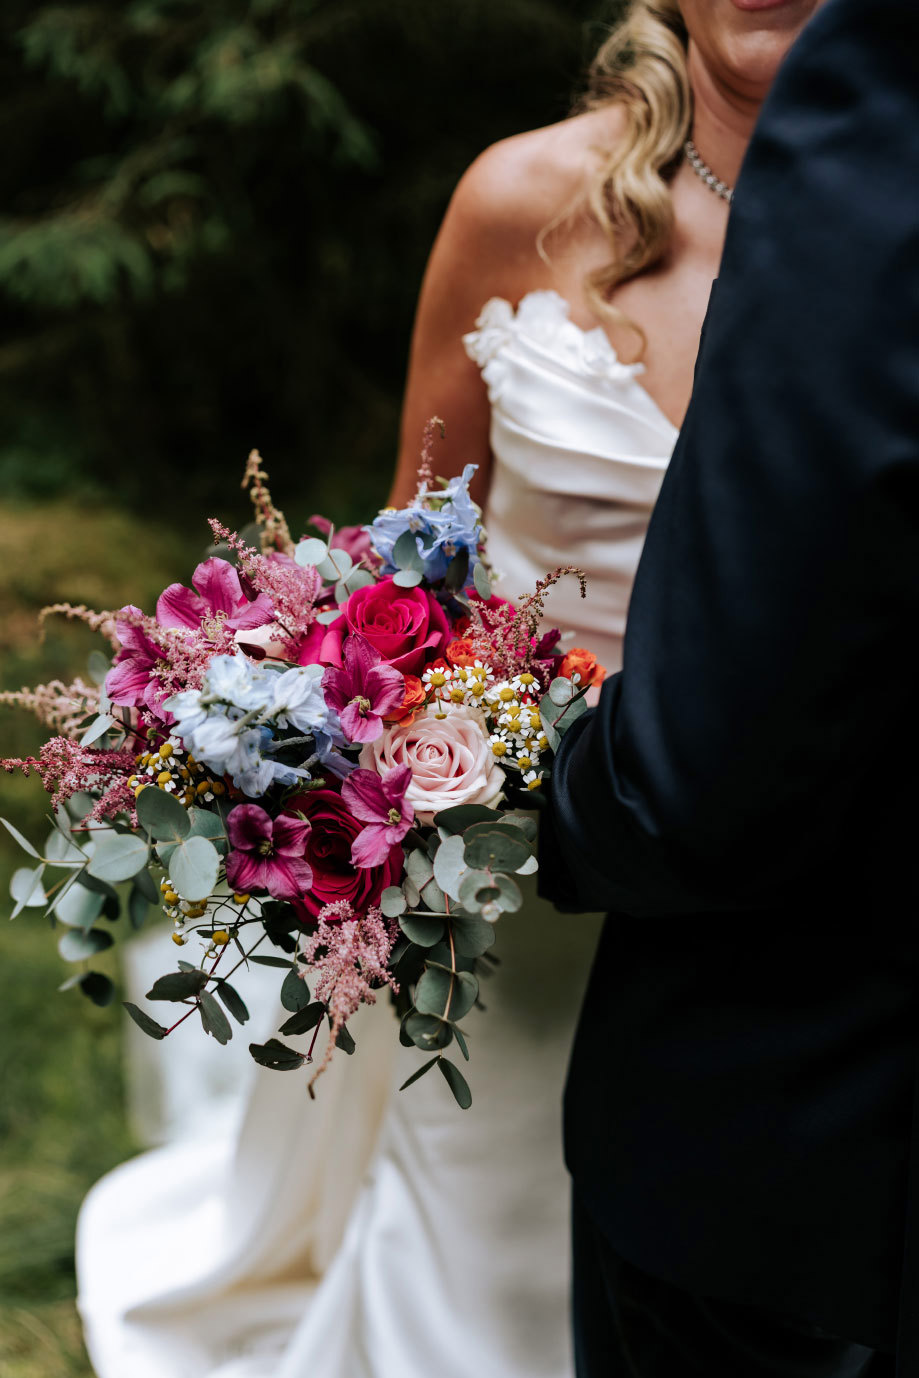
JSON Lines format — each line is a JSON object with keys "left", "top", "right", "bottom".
{"left": 360, "top": 706, "right": 504, "bottom": 826}
{"left": 320, "top": 578, "right": 450, "bottom": 677}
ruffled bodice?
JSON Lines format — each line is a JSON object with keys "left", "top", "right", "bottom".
{"left": 463, "top": 290, "right": 679, "bottom": 672}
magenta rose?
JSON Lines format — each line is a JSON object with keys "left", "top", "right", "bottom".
{"left": 287, "top": 789, "right": 403, "bottom": 921}
{"left": 319, "top": 578, "right": 450, "bottom": 677}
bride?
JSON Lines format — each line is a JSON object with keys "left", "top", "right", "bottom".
{"left": 76, "top": 3, "right": 822, "bottom": 1375}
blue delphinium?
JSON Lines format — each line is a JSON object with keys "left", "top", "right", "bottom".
{"left": 367, "top": 464, "right": 483, "bottom": 586}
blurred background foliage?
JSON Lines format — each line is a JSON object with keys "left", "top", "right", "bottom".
{"left": 0, "top": 0, "right": 618, "bottom": 1371}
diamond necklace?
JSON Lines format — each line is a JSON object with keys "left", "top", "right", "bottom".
{"left": 683, "top": 139, "right": 734, "bottom": 205}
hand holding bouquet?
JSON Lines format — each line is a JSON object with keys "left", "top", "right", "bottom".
{"left": 2, "top": 424, "right": 604, "bottom": 1106}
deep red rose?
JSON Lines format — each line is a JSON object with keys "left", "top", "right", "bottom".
{"left": 287, "top": 789, "right": 403, "bottom": 920}
{"left": 319, "top": 578, "right": 450, "bottom": 677}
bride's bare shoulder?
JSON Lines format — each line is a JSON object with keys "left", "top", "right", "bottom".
{"left": 449, "top": 107, "right": 625, "bottom": 245}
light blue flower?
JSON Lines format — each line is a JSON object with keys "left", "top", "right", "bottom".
{"left": 367, "top": 464, "right": 482, "bottom": 587}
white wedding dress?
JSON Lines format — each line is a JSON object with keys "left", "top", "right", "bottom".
{"left": 76, "top": 290, "right": 677, "bottom": 1378}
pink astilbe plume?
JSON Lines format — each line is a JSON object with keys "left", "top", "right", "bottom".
{"left": 105, "top": 606, "right": 230, "bottom": 716}
{"left": 242, "top": 448, "right": 295, "bottom": 556}
{"left": 39, "top": 603, "right": 119, "bottom": 647}
{"left": 463, "top": 567, "right": 588, "bottom": 686}
{"left": 209, "top": 520, "right": 322, "bottom": 659}
{"left": 0, "top": 678, "right": 101, "bottom": 737}
{"left": 301, "top": 901, "right": 399, "bottom": 1091}
{"left": 1, "top": 737, "right": 136, "bottom": 819}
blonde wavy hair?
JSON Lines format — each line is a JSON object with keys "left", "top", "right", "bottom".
{"left": 575, "top": 1, "right": 691, "bottom": 354}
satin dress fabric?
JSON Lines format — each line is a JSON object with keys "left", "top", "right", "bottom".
{"left": 76, "top": 289, "right": 678, "bottom": 1378}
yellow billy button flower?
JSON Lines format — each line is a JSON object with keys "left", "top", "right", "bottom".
{"left": 491, "top": 740, "right": 508, "bottom": 757}
{"left": 211, "top": 930, "right": 230, "bottom": 946}
{"left": 172, "top": 933, "right": 187, "bottom": 946}
{"left": 232, "top": 892, "right": 250, "bottom": 905}
{"left": 158, "top": 742, "right": 174, "bottom": 760}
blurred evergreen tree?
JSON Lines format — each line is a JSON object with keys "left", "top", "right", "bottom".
{"left": 0, "top": 0, "right": 619, "bottom": 526}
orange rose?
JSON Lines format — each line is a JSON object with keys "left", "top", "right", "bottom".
{"left": 383, "top": 673, "right": 427, "bottom": 725}
{"left": 445, "top": 638, "right": 479, "bottom": 668}
{"left": 558, "top": 648, "right": 606, "bottom": 690}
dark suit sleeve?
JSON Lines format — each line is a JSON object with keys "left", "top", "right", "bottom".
{"left": 544, "top": 0, "right": 919, "bottom": 917}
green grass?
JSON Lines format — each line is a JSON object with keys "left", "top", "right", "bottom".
{"left": 0, "top": 501, "right": 192, "bottom": 1376}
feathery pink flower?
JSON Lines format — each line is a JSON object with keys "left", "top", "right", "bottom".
{"left": 340, "top": 764, "right": 414, "bottom": 867}
{"left": 225, "top": 805, "right": 313, "bottom": 901}
{"left": 322, "top": 635, "right": 405, "bottom": 744}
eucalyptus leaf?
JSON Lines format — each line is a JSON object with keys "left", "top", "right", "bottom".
{"left": 419, "top": 875, "right": 448, "bottom": 914}
{"left": 398, "top": 913, "right": 444, "bottom": 946}
{"left": 79, "top": 713, "right": 116, "bottom": 747}
{"left": 380, "top": 886, "right": 407, "bottom": 917}
{"left": 516, "top": 853, "right": 539, "bottom": 876}
{"left": 403, "top": 1010, "right": 453, "bottom": 1051}
{"left": 281, "top": 967, "right": 311, "bottom": 1012}
{"left": 538, "top": 702, "right": 561, "bottom": 753}
{"left": 415, "top": 966, "right": 478, "bottom": 1022}
{"left": 168, "top": 835, "right": 220, "bottom": 901}
{"left": 249, "top": 954, "right": 296, "bottom": 969}
{"left": 432, "top": 834, "right": 467, "bottom": 901}
{"left": 123, "top": 1002, "right": 167, "bottom": 1040}
{"left": 132, "top": 866, "right": 160, "bottom": 903}
{"left": 317, "top": 549, "right": 354, "bottom": 580}
{"left": 334, "top": 1023, "right": 356, "bottom": 1055}
{"left": 58, "top": 926, "right": 114, "bottom": 962}
{"left": 403, "top": 876, "right": 421, "bottom": 909}
{"left": 405, "top": 848, "right": 434, "bottom": 890}
{"left": 146, "top": 969, "right": 208, "bottom": 1001}
{"left": 1, "top": 817, "right": 41, "bottom": 860}
{"left": 553, "top": 693, "right": 588, "bottom": 735}
{"left": 432, "top": 803, "right": 499, "bottom": 834}
{"left": 450, "top": 912, "right": 498, "bottom": 957}
{"left": 249, "top": 1038, "right": 307, "bottom": 1071}
{"left": 80, "top": 971, "right": 115, "bottom": 1006}
{"left": 494, "top": 873, "right": 523, "bottom": 912}
{"left": 78, "top": 871, "right": 120, "bottom": 900}
{"left": 452, "top": 1025, "right": 471, "bottom": 1061}
{"left": 547, "top": 676, "right": 576, "bottom": 706}
{"left": 458, "top": 868, "right": 499, "bottom": 913}
{"left": 136, "top": 787, "right": 191, "bottom": 841}
{"left": 87, "top": 650, "right": 111, "bottom": 685}
{"left": 343, "top": 567, "right": 375, "bottom": 594}
{"left": 444, "top": 546, "right": 470, "bottom": 593}
{"left": 315, "top": 608, "right": 342, "bottom": 625}
{"left": 278, "top": 1002, "right": 324, "bottom": 1036}
{"left": 399, "top": 1056, "right": 440, "bottom": 1092}
{"left": 128, "top": 886, "right": 149, "bottom": 931}
{"left": 187, "top": 807, "right": 227, "bottom": 848}
{"left": 54, "top": 882, "right": 105, "bottom": 930}
{"left": 294, "top": 537, "right": 328, "bottom": 567}
{"left": 500, "top": 810, "right": 539, "bottom": 843}
{"left": 199, "top": 989, "right": 232, "bottom": 1044}
{"left": 472, "top": 562, "right": 491, "bottom": 601}
{"left": 463, "top": 828, "right": 531, "bottom": 874}
{"left": 438, "top": 1057, "right": 472, "bottom": 1109}
{"left": 10, "top": 866, "right": 46, "bottom": 909}
{"left": 391, "top": 568, "right": 423, "bottom": 588}
{"left": 392, "top": 529, "right": 424, "bottom": 573}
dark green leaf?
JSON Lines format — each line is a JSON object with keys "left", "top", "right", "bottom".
{"left": 278, "top": 1002, "right": 324, "bottom": 1036}
{"left": 281, "top": 967, "right": 311, "bottom": 1011}
{"left": 392, "top": 528, "right": 424, "bottom": 572}
{"left": 77, "top": 871, "right": 120, "bottom": 900}
{"left": 472, "top": 562, "right": 491, "bottom": 601}
{"left": 123, "top": 1002, "right": 167, "bottom": 1039}
{"left": 438, "top": 1056, "right": 472, "bottom": 1109}
{"left": 404, "top": 1011, "right": 453, "bottom": 1051}
{"left": 1, "top": 817, "right": 41, "bottom": 859}
{"left": 399, "top": 1056, "right": 440, "bottom": 1092}
{"left": 463, "top": 827, "right": 531, "bottom": 874}
{"left": 398, "top": 913, "right": 444, "bottom": 947}
{"left": 249, "top": 1038, "right": 306, "bottom": 1071}
{"left": 215, "top": 982, "right": 249, "bottom": 1025}
{"left": 500, "top": 810, "right": 539, "bottom": 843}
{"left": 452, "top": 1025, "right": 470, "bottom": 1061}
{"left": 444, "top": 546, "right": 470, "bottom": 592}
{"left": 415, "top": 966, "right": 478, "bottom": 1021}
{"left": 146, "top": 969, "right": 207, "bottom": 1001}
{"left": 198, "top": 989, "right": 232, "bottom": 1044}
{"left": 249, "top": 954, "right": 296, "bottom": 969}
{"left": 80, "top": 971, "right": 115, "bottom": 1006}
{"left": 334, "top": 1023, "right": 356, "bottom": 1055}
{"left": 131, "top": 865, "right": 160, "bottom": 902}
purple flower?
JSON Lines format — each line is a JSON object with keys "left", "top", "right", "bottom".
{"left": 321, "top": 635, "right": 405, "bottom": 744}
{"left": 225, "top": 804, "right": 313, "bottom": 901}
{"left": 106, "top": 607, "right": 170, "bottom": 714}
{"left": 157, "top": 558, "right": 274, "bottom": 635}
{"left": 341, "top": 765, "right": 414, "bottom": 868}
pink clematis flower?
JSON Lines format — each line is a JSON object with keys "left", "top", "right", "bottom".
{"left": 225, "top": 805, "right": 313, "bottom": 901}
{"left": 322, "top": 635, "right": 405, "bottom": 744}
{"left": 157, "top": 558, "right": 274, "bottom": 635}
{"left": 341, "top": 764, "right": 414, "bottom": 868}
{"left": 105, "top": 607, "right": 171, "bottom": 714}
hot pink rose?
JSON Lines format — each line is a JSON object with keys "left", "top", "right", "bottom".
{"left": 360, "top": 706, "right": 504, "bottom": 825}
{"left": 320, "top": 578, "right": 449, "bottom": 677}
{"left": 287, "top": 789, "right": 403, "bottom": 920}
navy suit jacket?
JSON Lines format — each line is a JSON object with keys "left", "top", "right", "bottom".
{"left": 543, "top": 0, "right": 919, "bottom": 1364}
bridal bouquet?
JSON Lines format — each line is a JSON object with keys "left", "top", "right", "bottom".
{"left": 1, "top": 428, "right": 602, "bottom": 1106}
